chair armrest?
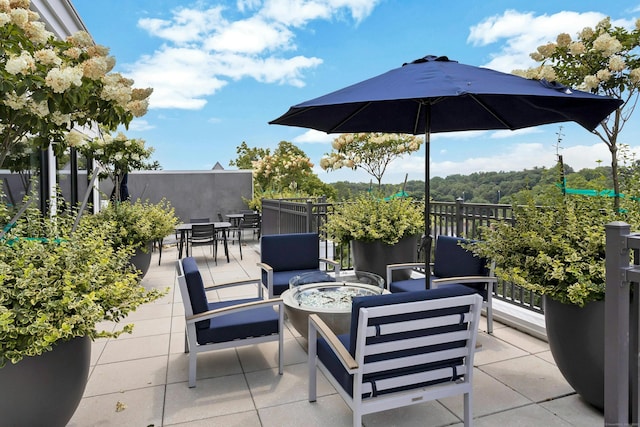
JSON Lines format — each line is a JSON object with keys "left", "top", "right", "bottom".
{"left": 203, "top": 277, "right": 262, "bottom": 291}
{"left": 432, "top": 276, "right": 497, "bottom": 287}
{"left": 256, "top": 262, "right": 273, "bottom": 273}
{"left": 308, "top": 314, "right": 358, "bottom": 371}
{"left": 186, "top": 298, "right": 283, "bottom": 324}
{"left": 387, "top": 262, "right": 425, "bottom": 272}
{"left": 319, "top": 258, "right": 341, "bottom": 273}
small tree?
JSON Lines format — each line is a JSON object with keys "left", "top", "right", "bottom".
{"left": 515, "top": 18, "right": 640, "bottom": 210}
{"left": 320, "top": 133, "right": 423, "bottom": 188}
{"left": 232, "top": 141, "right": 336, "bottom": 205}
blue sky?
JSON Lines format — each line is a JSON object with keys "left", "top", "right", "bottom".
{"left": 72, "top": 0, "right": 640, "bottom": 184}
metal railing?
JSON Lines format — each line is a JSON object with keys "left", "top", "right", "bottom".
{"left": 604, "top": 222, "right": 639, "bottom": 426}
{"left": 261, "top": 197, "right": 542, "bottom": 313}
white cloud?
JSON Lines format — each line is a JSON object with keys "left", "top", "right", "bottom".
{"left": 138, "top": 7, "right": 226, "bottom": 45}
{"left": 490, "top": 127, "right": 542, "bottom": 139}
{"left": 468, "top": 10, "right": 607, "bottom": 72}
{"left": 128, "top": 1, "right": 378, "bottom": 110}
{"left": 203, "top": 17, "right": 294, "bottom": 53}
{"left": 127, "top": 119, "right": 155, "bottom": 132}
{"left": 292, "top": 129, "right": 336, "bottom": 144}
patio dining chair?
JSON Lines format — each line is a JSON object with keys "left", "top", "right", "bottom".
{"left": 176, "top": 257, "right": 284, "bottom": 387}
{"left": 308, "top": 284, "right": 483, "bottom": 427}
{"left": 386, "top": 235, "right": 496, "bottom": 333}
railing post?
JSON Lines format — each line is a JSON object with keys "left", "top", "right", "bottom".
{"left": 604, "top": 221, "right": 631, "bottom": 426}
{"left": 455, "top": 197, "right": 464, "bottom": 236}
{"left": 306, "top": 200, "right": 313, "bottom": 233}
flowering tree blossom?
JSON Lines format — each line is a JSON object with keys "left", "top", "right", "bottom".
{"left": 514, "top": 18, "right": 640, "bottom": 209}
{"left": 320, "top": 133, "right": 423, "bottom": 187}
{"left": 0, "top": 0, "right": 153, "bottom": 168}
{"left": 251, "top": 141, "right": 316, "bottom": 193}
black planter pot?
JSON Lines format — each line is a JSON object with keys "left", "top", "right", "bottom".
{"left": 131, "top": 241, "right": 153, "bottom": 277}
{"left": 544, "top": 297, "right": 604, "bottom": 410}
{"left": 0, "top": 335, "right": 91, "bottom": 427}
{"left": 351, "top": 235, "right": 419, "bottom": 282}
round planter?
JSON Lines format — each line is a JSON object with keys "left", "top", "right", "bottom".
{"left": 544, "top": 297, "right": 604, "bottom": 409}
{"left": 131, "top": 241, "right": 153, "bottom": 277}
{"left": 351, "top": 235, "right": 419, "bottom": 282}
{"left": 0, "top": 335, "right": 91, "bottom": 426}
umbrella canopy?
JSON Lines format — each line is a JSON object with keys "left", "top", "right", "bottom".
{"left": 269, "top": 55, "right": 622, "bottom": 279}
{"left": 270, "top": 55, "right": 622, "bottom": 134}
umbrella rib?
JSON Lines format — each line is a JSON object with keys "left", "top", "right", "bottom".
{"left": 327, "top": 102, "right": 372, "bottom": 133}
{"left": 468, "top": 94, "right": 514, "bottom": 129}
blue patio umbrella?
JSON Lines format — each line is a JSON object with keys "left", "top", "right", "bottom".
{"left": 269, "top": 55, "right": 622, "bottom": 282}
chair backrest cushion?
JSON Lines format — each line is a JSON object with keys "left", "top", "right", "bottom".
{"left": 349, "top": 284, "right": 476, "bottom": 355}
{"left": 433, "top": 235, "right": 487, "bottom": 279}
{"left": 260, "top": 233, "right": 319, "bottom": 272}
{"left": 180, "top": 257, "right": 210, "bottom": 329}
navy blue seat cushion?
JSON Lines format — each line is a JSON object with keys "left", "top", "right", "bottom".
{"left": 432, "top": 236, "right": 487, "bottom": 278}
{"left": 390, "top": 276, "right": 488, "bottom": 299}
{"left": 389, "top": 236, "right": 489, "bottom": 298}
{"left": 316, "top": 285, "right": 477, "bottom": 398}
{"left": 195, "top": 297, "right": 279, "bottom": 345}
{"left": 181, "top": 257, "right": 211, "bottom": 329}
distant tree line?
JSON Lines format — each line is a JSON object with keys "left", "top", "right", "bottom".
{"left": 328, "top": 164, "right": 615, "bottom": 203}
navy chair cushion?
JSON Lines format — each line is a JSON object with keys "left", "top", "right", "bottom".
{"left": 261, "top": 233, "right": 320, "bottom": 271}
{"left": 181, "top": 257, "right": 211, "bottom": 329}
{"left": 195, "top": 297, "right": 279, "bottom": 345}
{"left": 316, "top": 285, "right": 477, "bottom": 398}
{"left": 389, "top": 278, "right": 427, "bottom": 293}
{"left": 432, "top": 236, "right": 486, "bottom": 279}
{"left": 390, "top": 276, "right": 488, "bottom": 300}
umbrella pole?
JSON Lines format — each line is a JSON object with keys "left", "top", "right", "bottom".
{"left": 424, "top": 104, "right": 432, "bottom": 288}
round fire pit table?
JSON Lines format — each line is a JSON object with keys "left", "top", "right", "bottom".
{"left": 282, "top": 270, "right": 385, "bottom": 340}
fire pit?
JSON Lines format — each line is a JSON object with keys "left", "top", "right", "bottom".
{"left": 282, "top": 270, "right": 385, "bottom": 339}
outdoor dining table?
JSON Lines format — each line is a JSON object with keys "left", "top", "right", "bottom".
{"left": 175, "top": 221, "right": 231, "bottom": 260}
{"left": 225, "top": 213, "right": 245, "bottom": 228}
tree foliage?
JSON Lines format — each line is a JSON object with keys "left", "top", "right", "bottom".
{"left": 515, "top": 17, "right": 640, "bottom": 210}
{"left": 320, "top": 133, "right": 422, "bottom": 188}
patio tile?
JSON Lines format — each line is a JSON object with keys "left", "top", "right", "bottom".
{"left": 236, "top": 338, "right": 308, "bottom": 372}
{"left": 439, "top": 368, "right": 531, "bottom": 418}
{"left": 473, "top": 332, "right": 529, "bottom": 366}
{"left": 491, "top": 323, "right": 550, "bottom": 354}
{"left": 244, "top": 362, "right": 335, "bottom": 409}
{"left": 163, "top": 373, "right": 255, "bottom": 425}
{"left": 122, "top": 301, "right": 174, "bottom": 321}
{"left": 98, "top": 333, "right": 170, "bottom": 364}
{"left": 540, "top": 394, "right": 603, "bottom": 426}
{"left": 120, "top": 316, "right": 173, "bottom": 338}
{"left": 363, "top": 400, "right": 461, "bottom": 427}
{"left": 83, "top": 356, "right": 168, "bottom": 396}
{"left": 168, "top": 410, "right": 262, "bottom": 427}
{"left": 166, "top": 348, "right": 243, "bottom": 384}
{"left": 474, "top": 403, "right": 574, "bottom": 427}
{"left": 479, "top": 355, "right": 575, "bottom": 402}
{"left": 68, "top": 385, "right": 164, "bottom": 427}
{"left": 258, "top": 394, "right": 353, "bottom": 427}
